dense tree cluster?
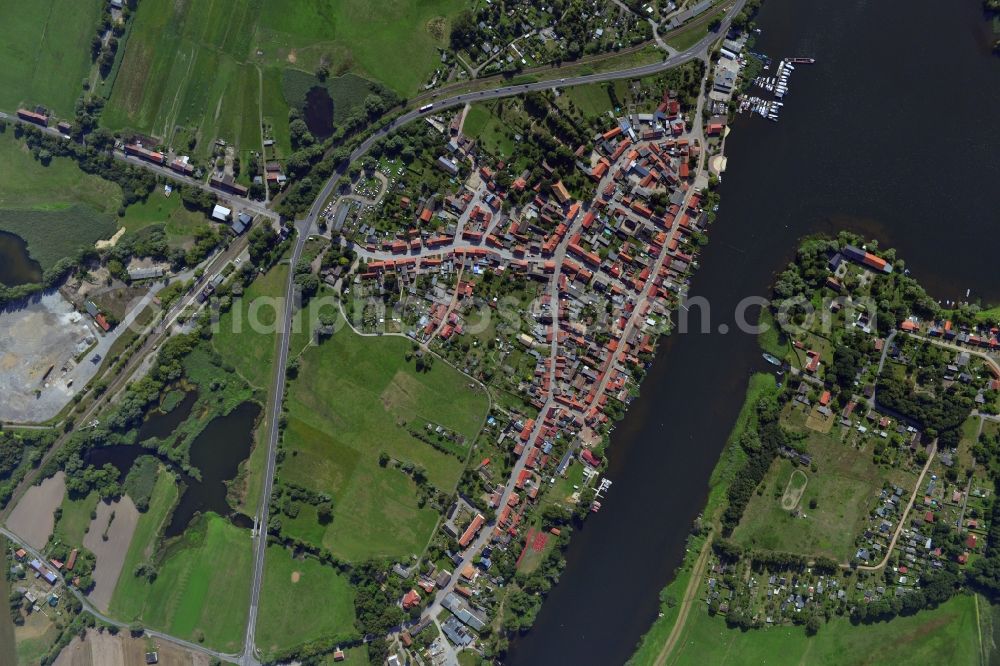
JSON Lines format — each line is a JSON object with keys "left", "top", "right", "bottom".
{"left": 721, "top": 391, "right": 788, "bottom": 535}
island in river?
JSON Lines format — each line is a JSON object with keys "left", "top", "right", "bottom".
{"left": 630, "top": 234, "right": 1000, "bottom": 665}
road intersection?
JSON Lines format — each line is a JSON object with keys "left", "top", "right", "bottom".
{"left": 1, "top": 3, "right": 747, "bottom": 661}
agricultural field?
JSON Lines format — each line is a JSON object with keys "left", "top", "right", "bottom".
{"left": 0, "top": 0, "right": 104, "bottom": 118}
{"left": 0, "top": 132, "right": 121, "bottom": 268}
{"left": 662, "top": 593, "right": 983, "bottom": 666}
{"left": 279, "top": 320, "right": 489, "bottom": 562}
{"left": 102, "top": 0, "right": 263, "bottom": 159}
{"left": 731, "top": 403, "right": 919, "bottom": 562}
{"left": 255, "top": 545, "right": 357, "bottom": 659}
{"left": 104, "top": 0, "right": 465, "bottom": 159}
{"left": 109, "top": 512, "right": 252, "bottom": 652}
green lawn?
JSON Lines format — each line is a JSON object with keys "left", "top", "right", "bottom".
{"left": 0, "top": 132, "right": 121, "bottom": 268}
{"left": 53, "top": 490, "right": 99, "bottom": 548}
{"left": 256, "top": 545, "right": 357, "bottom": 659}
{"left": 665, "top": 20, "right": 713, "bottom": 52}
{"left": 110, "top": 511, "right": 251, "bottom": 652}
{"left": 279, "top": 320, "right": 489, "bottom": 562}
{"left": 118, "top": 194, "right": 211, "bottom": 247}
{"left": 660, "top": 593, "right": 981, "bottom": 666}
{"left": 0, "top": 0, "right": 104, "bottom": 118}
{"left": 732, "top": 405, "right": 917, "bottom": 562}
{"left": 255, "top": 0, "right": 465, "bottom": 96}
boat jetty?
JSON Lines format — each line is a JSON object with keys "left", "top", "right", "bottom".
{"left": 738, "top": 57, "right": 815, "bottom": 122}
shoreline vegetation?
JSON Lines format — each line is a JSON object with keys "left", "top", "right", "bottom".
{"left": 630, "top": 232, "right": 1000, "bottom": 665}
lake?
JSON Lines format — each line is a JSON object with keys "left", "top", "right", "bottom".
{"left": 85, "top": 400, "right": 261, "bottom": 538}
{"left": 0, "top": 230, "right": 42, "bottom": 287}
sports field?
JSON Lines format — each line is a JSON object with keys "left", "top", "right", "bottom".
{"left": 662, "top": 593, "right": 982, "bottom": 666}
{"left": 255, "top": 545, "right": 357, "bottom": 659}
{"left": 731, "top": 403, "right": 918, "bottom": 562}
{"left": 0, "top": 132, "right": 121, "bottom": 268}
{"left": 110, "top": 511, "right": 251, "bottom": 652}
{"left": 0, "top": 0, "right": 104, "bottom": 118}
{"left": 279, "top": 322, "right": 489, "bottom": 562}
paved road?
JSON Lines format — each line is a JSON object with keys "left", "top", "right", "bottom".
{"left": 4, "top": 2, "right": 747, "bottom": 659}
{"left": 240, "top": 219, "right": 310, "bottom": 666}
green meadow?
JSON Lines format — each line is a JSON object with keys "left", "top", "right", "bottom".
{"left": 659, "top": 593, "right": 982, "bottom": 666}
{"left": 279, "top": 320, "right": 489, "bottom": 562}
{"left": 102, "top": 0, "right": 263, "bottom": 157}
{"left": 110, "top": 511, "right": 252, "bottom": 652}
{"left": 0, "top": 0, "right": 104, "bottom": 118}
{"left": 256, "top": 545, "right": 357, "bottom": 659}
{"left": 0, "top": 132, "right": 121, "bottom": 268}
{"left": 103, "top": 0, "right": 466, "bottom": 159}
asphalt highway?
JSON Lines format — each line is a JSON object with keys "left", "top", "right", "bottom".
{"left": 0, "top": 2, "right": 746, "bottom": 660}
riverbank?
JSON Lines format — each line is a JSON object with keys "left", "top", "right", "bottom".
{"left": 628, "top": 372, "right": 778, "bottom": 665}
{"left": 508, "top": 0, "right": 1000, "bottom": 662}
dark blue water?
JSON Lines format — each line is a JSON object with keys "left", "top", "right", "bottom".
{"left": 508, "top": 0, "right": 1000, "bottom": 663}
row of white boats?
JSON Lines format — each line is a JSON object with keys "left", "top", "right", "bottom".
{"left": 738, "top": 58, "right": 806, "bottom": 122}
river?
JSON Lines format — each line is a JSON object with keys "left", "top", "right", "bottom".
{"left": 507, "top": 0, "right": 1000, "bottom": 664}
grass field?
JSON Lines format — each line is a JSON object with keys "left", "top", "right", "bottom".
{"left": 118, "top": 195, "right": 210, "bottom": 248}
{"left": 255, "top": 0, "right": 465, "bottom": 96}
{"left": 0, "top": 0, "right": 104, "bottom": 118}
{"left": 102, "top": 0, "right": 262, "bottom": 157}
{"left": 661, "top": 593, "right": 982, "bottom": 666}
{"left": 105, "top": 0, "right": 465, "bottom": 159}
{"left": 213, "top": 262, "right": 288, "bottom": 515}
{"left": 214, "top": 263, "right": 288, "bottom": 390}
{"left": 255, "top": 545, "right": 357, "bottom": 658}
{"left": 462, "top": 103, "right": 516, "bottom": 159}
{"left": 280, "top": 321, "right": 489, "bottom": 562}
{"left": 111, "top": 470, "right": 178, "bottom": 607}
{"left": 111, "top": 509, "right": 250, "bottom": 651}
{"left": 732, "top": 405, "right": 917, "bottom": 562}
{"left": 281, "top": 70, "right": 379, "bottom": 125}
{"left": 0, "top": 132, "right": 121, "bottom": 268}
{"left": 53, "top": 490, "right": 100, "bottom": 548}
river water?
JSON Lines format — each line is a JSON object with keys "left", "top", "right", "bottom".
{"left": 508, "top": 0, "right": 1000, "bottom": 664}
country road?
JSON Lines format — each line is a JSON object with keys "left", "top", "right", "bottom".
{"left": 1, "top": 2, "right": 747, "bottom": 661}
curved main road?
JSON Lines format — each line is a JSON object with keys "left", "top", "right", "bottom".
{"left": 2, "top": 3, "right": 746, "bottom": 663}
